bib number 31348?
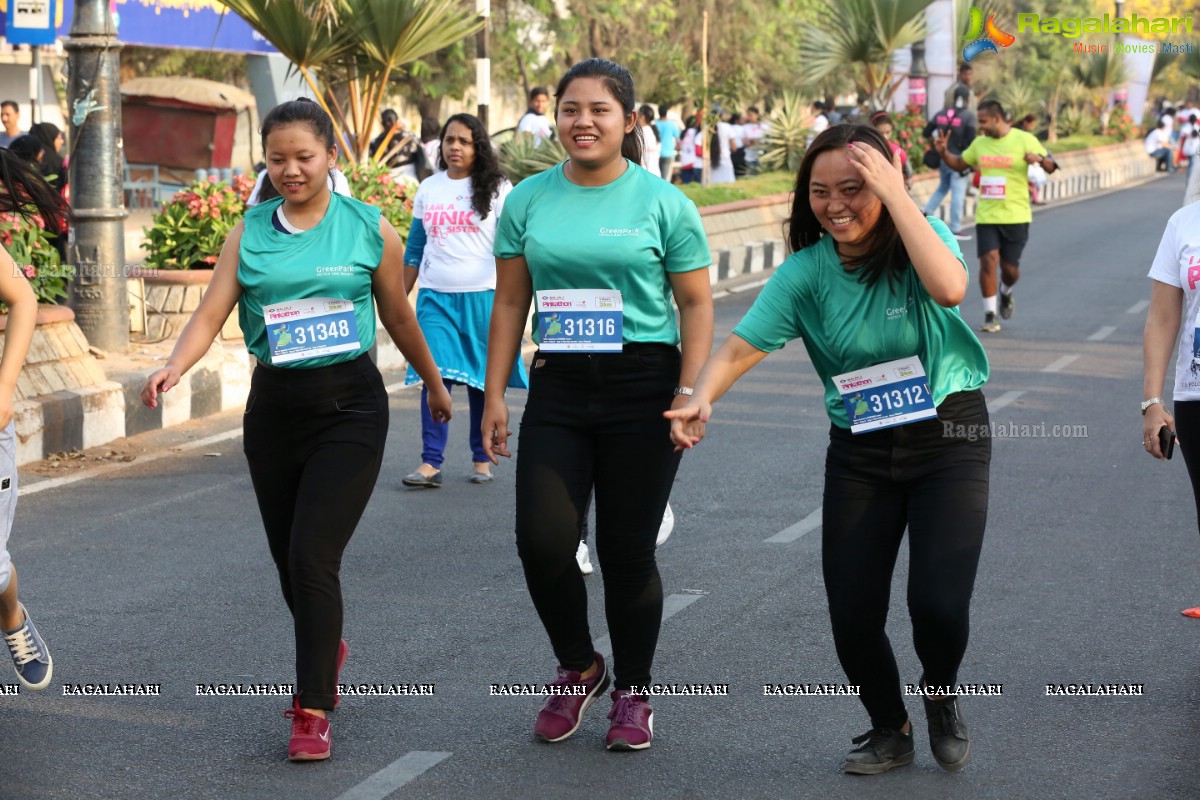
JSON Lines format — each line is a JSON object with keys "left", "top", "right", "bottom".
{"left": 263, "top": 297, "right": 361, "bottom": 365}
{"left": 833, "top": 356, "right": 937, "bottom": 434}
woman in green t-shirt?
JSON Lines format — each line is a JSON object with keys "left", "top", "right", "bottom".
{"left": 667, "top": 125, "right": 992, "bottom": 775}
{"left": 483, "top": 58, "right": 713, "bottom": 752}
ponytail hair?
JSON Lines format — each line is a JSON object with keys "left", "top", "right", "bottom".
{"left": 555, "top": 58, "right": 643, "bottom": 165}
{"left": 0, "top": 147, "right": 71, "bottom": 230}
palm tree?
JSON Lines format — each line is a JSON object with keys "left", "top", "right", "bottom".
{"left": 219, "top": 0, "right": 483, "bottom": 163}
{"left": 1070, "top": 49, "right": 1129, "bottom": 135}
{"left": 797, "top": 0, "right": 934, "bottom": 109}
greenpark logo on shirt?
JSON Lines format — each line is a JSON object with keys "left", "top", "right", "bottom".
{"left": 316, "top": 265, "right": 354, "bottom": 276}
{"left": 886, "top": 297, "right": 914, "bottom": 320}
{"left": 598, "top": 227, "right": 640, "bottom": 238}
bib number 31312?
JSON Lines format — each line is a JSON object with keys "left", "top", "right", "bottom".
{"left": 833, "top": 356, "right": 937, "bottom": 434}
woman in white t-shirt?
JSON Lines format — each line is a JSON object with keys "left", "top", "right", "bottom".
{"left": 710, "top": 109, "right": 738, "bottom": 184}
{"left": 1144, "top": 199, "right": 1200, "bottom": 616}
{"left": 639, "top": 105, "right": 661, "bottom": 175}
{"left": 401, "top": 114, "right": 528, "bottom": 487}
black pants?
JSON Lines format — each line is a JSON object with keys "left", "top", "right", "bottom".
{"left": 822, "top": 390, "right": 991, "bottom": 730}
{"left": 516, "top": 344, "right": 682, "bottom": 689}
{"left": 1173, "top": 400, "right": 1200, "bottom": 531}
{"left": 243, "top": 353, "right": 388, "bottom": 710}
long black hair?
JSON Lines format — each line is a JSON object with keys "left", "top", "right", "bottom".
{"left": 258, "top": 97, "right": 337, "bottom": 204}
{"left": 785, "top": 124, "right": 907, "bottom": 287}
{"left": 28, "top": 122, "right": 65, "bottom": 193}
{"left": 0, "top": 147, "right": 72, "bottom": 232}
{"left": 639, "top": 104, "right": 661, "bottom": 142}
{"left": 436, "top": 113, "right": 506, "bottom": 220}
{"left": 554, "top": 58, "right": 643, "bottom": 165}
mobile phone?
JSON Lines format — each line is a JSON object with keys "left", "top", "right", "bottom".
{"left": 1160, "top": 425, "right": 1176, "bottom": 460}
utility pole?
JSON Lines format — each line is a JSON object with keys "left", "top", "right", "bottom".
{"left": 63, "top": 0, "right": 128, "bottom": 351}
{"left": 475, "top": 0, "right": 490, "bottom": 129}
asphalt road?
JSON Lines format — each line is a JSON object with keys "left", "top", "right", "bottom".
{"left": 1, "top": 172, "right": 1195, "bottom": 800}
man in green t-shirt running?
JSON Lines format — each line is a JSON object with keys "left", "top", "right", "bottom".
{"left": 936, "top": 99, "right": 1057, "bottom": 333}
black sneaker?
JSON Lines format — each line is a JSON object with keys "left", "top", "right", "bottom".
{"left": 999, "top": 291, "right": 1015, "bottom": 320}
{"left": 923, "top": 695, "right": 972, "bottom": 771}
{"left": 842, "top": 726, "right": 915, "bottom": 775}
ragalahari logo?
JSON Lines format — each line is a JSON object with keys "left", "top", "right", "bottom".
{"left": 962, "top": 8, "right": 1016, "bottom": 62}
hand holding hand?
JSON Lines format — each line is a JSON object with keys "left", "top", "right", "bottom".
{"left": 664, "top": 397, "right": 712, "bottom": 451}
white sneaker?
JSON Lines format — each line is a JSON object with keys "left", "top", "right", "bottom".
{"left": 576, "top": 540, "right": 594, "bottom": 575}
{"left": 656, "top": 503, "right": 675, "bottom": 547}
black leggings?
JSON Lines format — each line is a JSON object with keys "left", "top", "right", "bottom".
{"left": 515, "top": 345, "right": 682, "bottom": 689}
{"left": 1173, "top": 400, "right": 1200, "bottom": 531}
{"left": 822, "top": 390, "right": 991, "bottom": 730}
{"left": 243, "top": 353, "right": 389, "bottom": 710}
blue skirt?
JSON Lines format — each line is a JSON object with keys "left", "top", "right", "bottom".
{"left": 404, "top": 288, "right": 529, "bottom": 391}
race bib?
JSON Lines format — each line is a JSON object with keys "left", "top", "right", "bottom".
{"left": 979, "top": 175, "right": 1007, "bottom": 200}
{"left": 536, "top": 289, "right": 623, "bottom": 352}
{"left": 833, "top": 356, "right": 937, "bottom": 434}
{"left": 263, "top": 298, "right": 360, "bottom": 365}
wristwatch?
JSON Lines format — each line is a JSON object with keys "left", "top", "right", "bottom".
{"left": 1141, "top": 397, "right": 1164, "bottom": 415}
{"left": 674, "top": 386, "right": 694, "bottom": 397}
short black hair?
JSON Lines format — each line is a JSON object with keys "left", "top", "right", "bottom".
{"left": 978, "top": 99, "right": 1006, "bottom": 118}
{"left": 529, "top": 86, "right": 549, "bottom": 100}
{"left": 1, "top": 100, "right": 18, "bottom": 113}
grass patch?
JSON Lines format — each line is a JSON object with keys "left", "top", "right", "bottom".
{"left": 1044, "top": 134, "right": 1123, "bottom": 152}
{"left": 679, "top": 171, "right": 795, "bottom": 208}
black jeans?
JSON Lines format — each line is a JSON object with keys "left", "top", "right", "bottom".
{"left": 822, "top": 390, "right": 991, "bottom": 730}
{"left": 1173, "top": 400, "right": 1200, "bottom": 531}
{"left": 243, "top": 353, "right": 388, "bottom": 710}
{"left": 516, "top": 344, "right": 682, "bottom": 689}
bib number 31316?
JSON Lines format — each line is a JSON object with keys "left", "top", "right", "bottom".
{"left": 264, "top": 297, "right": 361, "bottom": 365}
{"left": 833, "top": 356, "right": 937, "bottom": 434}
{"left": 536, "top": 289, "right": 623, "bottom": 352}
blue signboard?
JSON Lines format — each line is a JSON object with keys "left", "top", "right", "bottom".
{"left": 0, "top": 0, "right": 277, "bottom": 54}
{"left": 7, "top": 0, "right": 57, "bottom": 45}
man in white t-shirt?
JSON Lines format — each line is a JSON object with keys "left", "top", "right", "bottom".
{"left": 806, "top": 101, "right": 830, "bottom": 147}
{"left": 1146, "top": 121, "right": 1176, "bottom": 173}
{"left": 516, "top": 87, "right": 553, "bottom": 146}
{"left": 741, "top": 106, "right": 765, "bottom": 175}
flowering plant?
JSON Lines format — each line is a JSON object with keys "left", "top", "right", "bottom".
{"left": 343, "top": 160, "right": 416, "bottom": 245}
{"left": 0, "top": 208, "right": 72, "bottom": 307}
{"left": 893, "top": 104, "right": 930, "bottom": 172}
{"left": 1106, "top": 109, "right": 1137, "bottom": 142}
{"left": 141, "top": 174, "right": 256, "bottom": 270}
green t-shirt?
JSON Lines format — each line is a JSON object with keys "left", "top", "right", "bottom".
{"left": 238, "top": 193, "right": 384, "bottom": 368}
{"left": 494, "top": 160, "right": 710, "bottom": 346}
{"left": 732, "top": 217, "right": 989, "bottom": 429}
{"left": 959, "top": 128, "right": 1046, "bottom": 224}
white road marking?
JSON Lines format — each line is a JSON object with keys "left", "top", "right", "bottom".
{"left": 20, "top": 428, "right": 244, "bottom": 497}
{"left": 1041, "top": 354, "right": 1080, "bottom": 373}
{"left": 1087, "top": 326, "right": 1117, "bottom": 341}
{"left": 712, "top": 290, "right": 731, "bottom": 300}
{"left": 332, "top": 751, "right": 452, "bottom": 800}
{"left": 987, "top": 390, "right": 1026, "bottom": 413}
{"left": 764, "top": 507, "right": 822, "bottom": 543}
{"left": 1126, "top": 299, "right": 1150, "bottom": 315}
{"left": 593, "top": 593, "right": 703, "bottom": 659}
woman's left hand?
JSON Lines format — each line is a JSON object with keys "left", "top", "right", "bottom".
{"left": 846, "top": 142, "right": 908, "bottom": 209}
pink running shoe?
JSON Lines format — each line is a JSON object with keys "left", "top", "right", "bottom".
{"left": 333, "top": 639, "right": 348, "bottom": 710}
{"left": 606, "top": 689, "right": 654, "bottom": 751}
{"left": 285, "top": 698, "right": 331, "bottom": 761}
{"left": 533, "top": 651, "right": 610, "bottom": 743}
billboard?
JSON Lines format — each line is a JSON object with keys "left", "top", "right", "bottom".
{"left": 0, "top": 0, "right": 277, "bottom": 54}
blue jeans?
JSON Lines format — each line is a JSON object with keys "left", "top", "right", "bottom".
{"left": 922, "top": 163, "right": 970, "bottom": 233}
{"left": 421, "top": 379, "right": 486, "bottom": 467}
{"left": 1151, "top": 147, "right": 1176, "bottom": 172}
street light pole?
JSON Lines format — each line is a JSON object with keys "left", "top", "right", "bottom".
{"left": 909, "top": 40, "right": 930, "bottom": 119}
{"left": 62, "top": 0, "right": 128, "bottom": 352}
{"left": 475, "top": 0, "right": 490, "bottom": 130}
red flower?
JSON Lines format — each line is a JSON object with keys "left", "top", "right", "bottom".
{"left": 22, "top": 265, "right": 35, "bottom": 279}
